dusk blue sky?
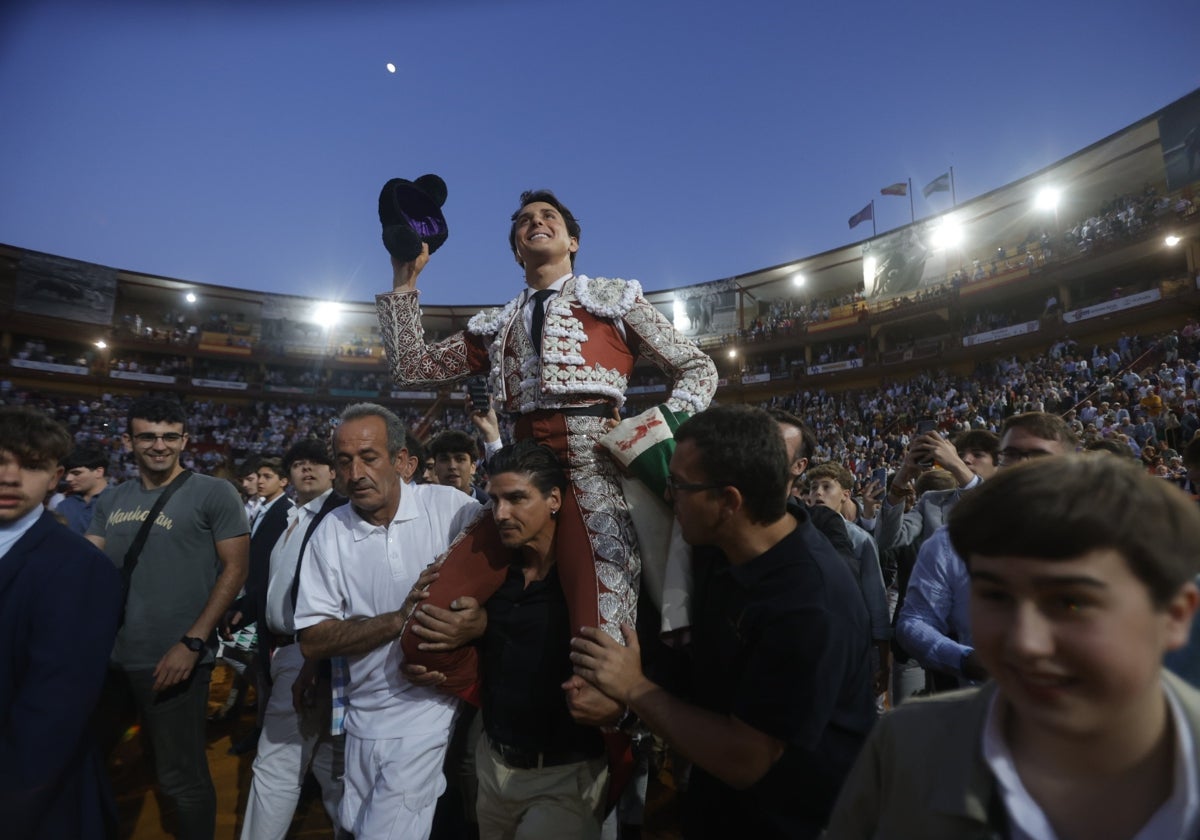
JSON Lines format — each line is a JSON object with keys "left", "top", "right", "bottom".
{"left": 2, "top": 0, "right": 1197, "bottom": 307}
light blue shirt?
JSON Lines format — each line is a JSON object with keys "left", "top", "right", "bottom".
{"left": 55, "top": 488, "right": 105, "bottom": 535}
{"left": 0, "top": 504, "right": 46, "bottom": 559}
{"left": 896, "top": 526, "right": 974, "bottom": 677}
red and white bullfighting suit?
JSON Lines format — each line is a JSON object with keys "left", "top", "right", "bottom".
{"left": 376, "top": 274, "right": 717, "bottom": 698}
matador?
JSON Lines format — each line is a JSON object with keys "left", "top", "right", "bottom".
{"left": 376, "top": 189, "right": 717, "bottom": 699}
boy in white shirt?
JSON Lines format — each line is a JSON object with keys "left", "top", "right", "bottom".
{"left": 826, "top": 454, "right": 1200, "bottom": 840}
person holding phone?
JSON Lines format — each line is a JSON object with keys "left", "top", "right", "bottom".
{"left": 875, "top": 428, "right": 1000, "bottom": 554}
{"left": 895, "top": 413, "right": 1076, "bottom": 690}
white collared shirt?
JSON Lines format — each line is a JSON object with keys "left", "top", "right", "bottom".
{"left": 521, "top": 273, "right": 572, "bottom": 338}
{"left": 265, "top": 488, "right": 334, "bottom": 635}
{"left": 521, "top": 272, "right": 627, "bottom": 341}
{"left": 982, "top": 679, "right": 1198, "bottom": 840}
{"left": 250, "top": 492, "right": 288, "bottom": 537}
{"left": 0, "top": 504, "right": 45, "bottom": 559}
{"left": 294, "top": 482, "right": 483, "bottom": 739}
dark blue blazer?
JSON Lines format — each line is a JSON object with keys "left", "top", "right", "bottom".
{"left": 237, "top": 493, "right": 294, "bottom": 628}
{"left": 0, "top": 509, "right": 122, "bottom": 839}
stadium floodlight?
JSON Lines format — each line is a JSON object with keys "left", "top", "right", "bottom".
{"left": 672, "top": 296, "right": 691, "bottom": 333}
{"left": 792, "top": 273, "right": 806, "bottom": 288}
{"left": 1035, "top": 187, "right": 1061, "bottom": 212}
{"left": 1165, "top": 235, "right": 1181, "bottom": 247}
{"left": 728, "top": 349, "right": 737, "bottom": 359}
{"left": 185, "top": 292, "right": 197, "bottom": 304}
{"left": 862, "top": 256, "right": 878, "bottom": 297}
{"left": 313, "top": 301, "right": 341, "bottom": 327}
{"left": 929, "top": 217, "right": 963, "bottom": 250}
{"left": 95, "top": 340, "right": 107, "bottom": 349}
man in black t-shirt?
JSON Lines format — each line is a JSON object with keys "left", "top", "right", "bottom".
{"left": 409, "top": 441, "right": 618, "bottom": 839}
{"left": 571, "top": 405, "right": 876, "bottom": 839}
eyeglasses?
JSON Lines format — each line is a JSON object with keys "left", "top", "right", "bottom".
{"left": 130, "top": 432, "right": 186, "bottom": 445}
{"left": 997, "top": 447, "right": 1053, "bottom": 466}
{"left": 664, "top": 475, "right": 731, "bottom": 503}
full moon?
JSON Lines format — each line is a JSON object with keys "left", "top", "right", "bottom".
{"left": 386, "top": 62, "right": 396, "bottom": 73}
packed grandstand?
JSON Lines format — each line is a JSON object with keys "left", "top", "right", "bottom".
{"left": 2, "top": 87, "right": 1199, "bottom": 483}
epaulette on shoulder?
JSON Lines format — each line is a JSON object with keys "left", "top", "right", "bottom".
{"left": 574, "top": 275, "right": 642, "bottom": 320}
{"left": 467, "top": 297, "right": 518, "bottom": 337}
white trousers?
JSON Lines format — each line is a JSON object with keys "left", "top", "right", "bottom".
{"left": 240, "top": 643, "right": 345, "bottom": 840}
{"left": 340, "top": 726, "right": 450, "bottom": 840}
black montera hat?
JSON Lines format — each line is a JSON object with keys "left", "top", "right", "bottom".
{"left": 378, "top": 174, "right": 449, "bottom": 262}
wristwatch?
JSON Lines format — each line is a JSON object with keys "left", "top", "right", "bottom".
{"left": 617, "top": 706, "right": 640, "bottom": 735}
{"left": 180, "top": 635, "right": 205, "bottom": 654}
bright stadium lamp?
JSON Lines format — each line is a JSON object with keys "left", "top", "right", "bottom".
{"left": 313, "top": 301, "right": 341, "bottom": 327}
{"left": 185, "top": 292, "right": 197, "bottom": 304}
{"left": 672, "top": 297, "right": 687, "bottom": 330}
{"left": 862, "top": 256, "right": 878, "bottom": 297}
{"left": 1165, "top": 235, "right": 1181, "bottom": 247}
{"left": 1035, "top": 187, "right": 1061, "bottom": 212}
{"left": 792, "top": 273, "right": 806, "bottom": 288}
{"left": 95, "top": 340, "right": 107, "bottom": 349}
{"left": 728, "top": 349, "right": 737, "bottom": 359}
{"left": 929, "top": 218, "right": 963, "bottom": 250}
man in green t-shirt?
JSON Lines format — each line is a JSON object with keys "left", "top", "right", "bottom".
{"left": 88, "top": 397, "right": 248, "bottom": 840}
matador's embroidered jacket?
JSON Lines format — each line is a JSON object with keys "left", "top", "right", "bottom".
{"left": 375, "top": 275, "right": 717, "bottom": 416}
{"left": 376, "top": 275, "right": 717, "bottom": 641}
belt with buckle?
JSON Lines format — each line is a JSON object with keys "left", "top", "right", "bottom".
{"left": 557, "top": 403, "right": 614, "bottom": 418}
{"left": 489, "top": 739, "right": 600, "bottom": 770}
{"left": 528, "top": 400, "right": 619, "bottom": 417}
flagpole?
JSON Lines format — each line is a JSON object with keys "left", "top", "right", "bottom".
{"left": 950, "top": 166, "right": 957, "bottom": 206}
{"left": 871, "top": 200, "right": 876, "bottom": 237}
{"left": 908, "top": 178, "right": 914, "bottom": 224}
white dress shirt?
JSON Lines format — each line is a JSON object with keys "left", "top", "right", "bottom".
{"left": 982, "top": 679, "right": 1198, "bottom": 840}
{"left": 265, "top": 487, "right": 334, "bottom": 636}
{"left": 521, "top": 273, "right": 627, "bottom": 341}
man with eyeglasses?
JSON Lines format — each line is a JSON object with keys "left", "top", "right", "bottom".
{"left": 895, "top": 412, "right": 1076, "bottom": 692}
{"left": 88, "top": 397, "right": 249, "bottom": 840}
{"left": 570, "top": 405, "right": 875, "bottom": 839}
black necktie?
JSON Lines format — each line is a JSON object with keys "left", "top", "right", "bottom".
{"left": 529, "top": 289, "right": 555, "bottom": 354}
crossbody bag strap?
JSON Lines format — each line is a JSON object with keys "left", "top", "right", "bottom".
{"left": 290, "top": 493, "right": 348, "bottom": 612}
{"left": 119, "top": 470, "right": 193, "bottom": 626}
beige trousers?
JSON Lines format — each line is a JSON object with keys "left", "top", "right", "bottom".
{"left": 475, "top": 733, "right": 609, "bottom": 840}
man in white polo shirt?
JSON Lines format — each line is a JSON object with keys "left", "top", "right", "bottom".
{"left": 295, "top": 403, "right": 482, "bottom": 840}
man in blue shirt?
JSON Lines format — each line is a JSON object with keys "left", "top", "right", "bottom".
{"left": 56, "top": 445, "right": 110, "bottom": 535}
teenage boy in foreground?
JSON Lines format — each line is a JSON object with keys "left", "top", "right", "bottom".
{"left": 825, "top": 454, "right": 1200, "bottom": 839}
